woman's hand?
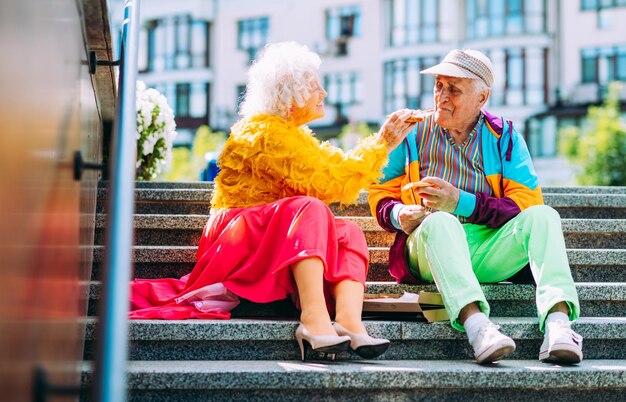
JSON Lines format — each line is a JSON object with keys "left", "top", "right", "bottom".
{"left": 378, "top": 109, "right": 422, "bottom": 153}
{"left": 398, "top": 204, "right": 430, "bottom": 235}
{"left": 415, "top": 176, "right": 460, "bottom": 213}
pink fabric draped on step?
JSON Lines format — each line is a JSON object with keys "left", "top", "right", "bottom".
{"left": 129, "top": 196, "right": 369, "bottom": 319}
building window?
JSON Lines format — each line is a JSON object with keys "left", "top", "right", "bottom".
{"left": 387, "top": 0, "right": 438, "bottom": 47}
{"left": 191, "top": 20, "right": 210, "bottom": 68}
{"left": 526, "top": 48, "right": 547, "bottom": 105}
{"left": 383, "top": 56, "right": 439, "bottom": 114}
{"left": 151, "top": 82, "right": 210, "bottom": 131}
{"left": 324, "top": 72, "right": 362, "bottom": 122}
{"left": 236, "top": 84, "right": 247, "bottom": 110}
{"left": 238, "top": 17, "right": 269, "bottom": 63}
{"left": 190, "top": 83, "right": 209, "bottom": 119}
{"left": 325, "top": 6, "right": 361, "bottom": 57}
{"left": 506, "top": 49, "right": 524, "bottom": 106}
{"left": 466, "top": 0, "right": 546, "bottom": 39}
{"left": 525, "top": 0, "right": 545, "bottom": 33}
{"left": 506, "top": 0, "right": 524, "bottom": 35}
{"left": 151, "top": 83, "right": 175, "bottom": 114}
{"left": 582, "top": 49, "right": 598, "bottom": 83}
{"left": 138, "top": 25, "right": 149, "bottom": 72}
{"left": 148, "top": 18, "right": 170, "bottom": 71}
{"left": 326, "top": 5, "right": 361, "bottom": 40}
{"left": 581, "top": 0, "right": 596, "bottom": 9}
{"left": 174, "top": 15, "right": 191, "bottom": 69}
{"left": 499, "top": 47, "right": 547, "bottom": 107}
{"left": 176, "top": 83, "right": 191, "bottom": 117}
{"left": 144, "top": 16, "right": 209, "bottom": 72}
{"left": 581, "top": 0, "right": 626, "bottom": 10}
{"left": 617, "top": 46, "right": 626, "bottom": 80}
{"left": 581, "top": 45, "right": 626, "bottom": 84}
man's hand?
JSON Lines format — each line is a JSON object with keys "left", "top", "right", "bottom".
{"left": 398, "top": 204, "right": 430, "bottom": 235}
{"left": 416, "top": 176, "right": 460, "bottom": 213}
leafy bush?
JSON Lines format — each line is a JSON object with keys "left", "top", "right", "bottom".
{"left": 158, "top": 125, "right": 226, "bottom": 181}
{"left": 559, "top": 82, "right": 626, "bottom": 185}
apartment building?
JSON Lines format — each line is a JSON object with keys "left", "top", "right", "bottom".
{"left": 109, "top": 0, "right": 626, "bottom": 159}
{"left": 527, "top": 0, "right": 626, "bottom": 156}
{"left": 110, "top": 0, "right": 216, "bottom": 145}
{"left": 211, "top": 0, "right": 388, "bottom": 136}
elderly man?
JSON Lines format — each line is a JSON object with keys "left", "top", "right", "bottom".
{"left": 369, "top": 49, "right": 583, "bottom": 365}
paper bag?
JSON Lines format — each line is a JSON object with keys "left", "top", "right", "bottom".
{"left": 362, "top": 291, "right": 449, "bottom": 323}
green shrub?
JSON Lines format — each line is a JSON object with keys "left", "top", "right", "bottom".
{"left": 158, "top": 125, "right": 226, "bottom": 181}
{"left": 559, "top": 82, "right": 626, "bottom": 185}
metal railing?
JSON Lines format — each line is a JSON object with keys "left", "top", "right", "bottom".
{"left": 92, "top": 1, "right": 141, "bottom": 401}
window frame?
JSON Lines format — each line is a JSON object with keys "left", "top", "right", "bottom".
{"left": 324, "top": 71, "right": 362, "bottom": 120}
{"left": 387, "top": 0, "right": 439, "bottom": 47}
{"left": 466, "top": 0, "right": 547, "bottom": 39}
{"left": 383, "top": 55, "right": 440, "bottom": 114}
{"left": 237, "top": 16, "right": 270, "bottom": 63}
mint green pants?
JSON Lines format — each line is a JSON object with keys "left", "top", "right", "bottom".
{"left": 406, "top": 205, "right": 580, "bottom": 332}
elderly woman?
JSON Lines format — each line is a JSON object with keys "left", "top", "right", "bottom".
{"left": 369, "top": 49, "right": 583, "bottom": 365}
{"left": 130, "top": 42, "right": 417, "bottom": 361}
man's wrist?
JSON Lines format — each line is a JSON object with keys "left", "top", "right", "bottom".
{"left": 390, "top": 203, "right": 405, "bottom": 231}
{"left": 453, "top": 190, "right": 476, "bottom": 217}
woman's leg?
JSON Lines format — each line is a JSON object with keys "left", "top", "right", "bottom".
{"left": 333, "top": 280, "right": 367, "bottom": 334}
{"left": 292, "top": 257, "right": 336, "bottom": 336}
{"left": 331, "top": 220, "right": 391, "bottom": 358}
{"left": 330, "top": 219, "right": 369, "bottom": 333}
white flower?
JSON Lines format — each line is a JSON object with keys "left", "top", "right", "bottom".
{"left": 135, "top": 80, "right": 177, "bottom": 180}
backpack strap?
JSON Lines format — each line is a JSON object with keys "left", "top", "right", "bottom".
{"left": 504, "top": 119, "right": 513, "bottom": 162}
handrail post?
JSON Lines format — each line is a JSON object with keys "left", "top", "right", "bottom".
{"left": 92, "top": 1, "right": 141, "bottom": 401}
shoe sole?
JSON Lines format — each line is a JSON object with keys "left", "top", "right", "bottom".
{"left": 312, "top": 340, "right": 351, "bottom": 355}
{"left": 476, "top": 342, "right": 516, "bottom": 365}
{"left": 354, "top": 342, "right": 391, "bottom": 359}
{"left": 540, "top": 343, "right": 582, "bottom": 364}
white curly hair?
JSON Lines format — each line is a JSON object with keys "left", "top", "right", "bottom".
{"left": 239, "top": 41, "right": 322, "bottom": 119}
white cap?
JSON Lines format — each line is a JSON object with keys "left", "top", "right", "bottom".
{"left": 420, "top": 49, "right": 494, "bottom": 87}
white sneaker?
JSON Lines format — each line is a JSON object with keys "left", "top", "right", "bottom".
{"left": 470, "top": 322, "right": 516, "bottom": 364}
{"left": 539, "top": 319, "right": 583, "bottom": 364}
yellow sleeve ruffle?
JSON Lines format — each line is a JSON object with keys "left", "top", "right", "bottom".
{"left": 212, "top": 115, "right": 388, "bottom": 208}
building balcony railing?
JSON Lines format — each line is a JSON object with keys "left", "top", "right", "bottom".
{"left": 567, "top": 82, "right": 626, "bottom": 105}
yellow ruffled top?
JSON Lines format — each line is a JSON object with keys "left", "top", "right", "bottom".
{"left": 211, "top": 114, "right": 388, "bottom": 210}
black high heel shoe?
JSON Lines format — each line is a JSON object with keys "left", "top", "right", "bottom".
{"left": 295, "top": 324, "right": 350, "bottom": 361}
{"left": 332, "top": 322, "right": 391, "bottom": 359}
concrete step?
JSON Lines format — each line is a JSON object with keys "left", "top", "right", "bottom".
{"left": 80, "top": 359, "right": 626, "bottom": 402}
{"left": 87, "top": 282, "right": 626, "bottom": 318}
{"left": 94, "top": 214, "right": 626, "bottom": 249}
{"left": 92, "top": 246, "right": 626, "bottom": 282}
{"left": 81, "top": 317, "right": 626, "bottom": 362}
{"left": 542, "top": 186, "right": 626, "bottom": 194}
{"left": 105, "top": 181, "right": 626, "bottom": 194}
{"left": 96, "top": 188, "right": 626, "bottom": 218}
{"left": 83, "top": 360, "right": 626, "bottom": 402}
{"left": 131, "top": 181, "right": 215, "bottom": 189}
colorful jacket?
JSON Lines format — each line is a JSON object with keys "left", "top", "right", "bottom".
{"left": 211, "top": 114, "right": 388, "bottom": 210}
{"left": 368, "top": 110, "right": 543, "bottom": 284}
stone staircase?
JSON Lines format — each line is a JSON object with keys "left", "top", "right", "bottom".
{"left": 84, "top": 182, "right": 626, "bottom": 401}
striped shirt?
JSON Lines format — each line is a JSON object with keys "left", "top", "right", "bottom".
{"left": 417, "top": 113, "right": 492, "bottom": 221}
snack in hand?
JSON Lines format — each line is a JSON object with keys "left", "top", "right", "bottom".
{"left": 402, "top": 180, "right": 435, "bottom": 192}
{"left": 386, "top": 109, "right": 435, "bottom": 123}
{"left": 405, "top": 111, "right": 426, "bottom": 123}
